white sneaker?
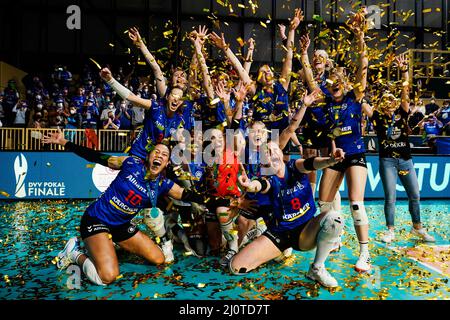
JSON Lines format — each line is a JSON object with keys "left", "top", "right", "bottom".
{"left": 411, "top": 228, "right": 435, "bottom": 242}
{"left": 55, "top": 237, "right": 80, "bottom": 270}
{"left": 239, "top": 227, "right": 258, "bottom": 248}
{"left": 161, "top": 240, "right": 174, "bottom": 263}
{"left": 306, "top": 264, "right": 338, "bottom": 288}
{"left": 355, "top": 251, "right": 371, "bottom": 273}
{"left": 274, "top": 247, "right": 293, "bottom": 262}
{"left": 380, "top": 229, "right": 395, "bottom": 243}
{"left": 220, "top": 249, "right": 237, "bottom": 268}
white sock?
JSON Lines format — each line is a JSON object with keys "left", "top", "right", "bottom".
{"left": 220, "top": 220, "right": 238, "bottom": 253}
{"left": 359, "top": 242, "right": 369, "bottom": 255}
{"left": 82, "top": 258, "right": 106, "bottom": 286}
{"left": 69, "top": 250, "right": 83, "bottom": 264}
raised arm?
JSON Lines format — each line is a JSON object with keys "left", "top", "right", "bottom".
{"left": 243, "top": 38, "right": 255, "bottom": 74}
{"left": 395, "top": 53, "right": 410, "bottom": 113}
{"left": 348, "top": 10, "right": 368, "bottom": 102}
{"left": 210, "top": 32, "right": 254, "bottom": 94}
{"left": 279, "top": 90, "right": 321, "bottom": 149}
{"left": 190, "top": 28, "right": 215, "bottom": 100}
{"left": 299, "top": 34, "right": 321, "bottom": 93}
{"left": 215, "top": 81, "right": 232, "bottom": 126}
{"left": 42, "top": 129, "right": 127, "bottom": 170}
{"left": 128, "top": 27, "right": 167, "bottom": 96}
{"left": 281, "top": 8, "right": 304, "bottom": 91}
{"left": 361, "top": 100, "right": 374, "bottom": 118}
{"left": 100, "top": 68, "right": 152, "bottom": 109}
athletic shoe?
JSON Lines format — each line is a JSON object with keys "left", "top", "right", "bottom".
{"left": 410, "top": 227, "right": 435, "bottom": 242}
{"left": 380, "top": 229, "right": 395, "bottom": 243}
{"left": 220, "top": 249, "right": 237, "bottom": 268}
{"left": 274, "top": 247, "right": 293, "bottom": 262}
{"left": 56, "top": 237, "right": 80, "bottom": 270}
{"left": 239, "top": 227, "right": 258, "bottom": 249}
{"left": 355, "top": 251, "right": 371, "bottom": 273}
{"left": 306, "top": 264, "right": 338, "bottom": 288}
{"left": 161, "top": 240, "right": 174, "bottom": 263}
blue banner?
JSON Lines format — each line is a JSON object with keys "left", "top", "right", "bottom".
{"left": 0, "top": 152, "right": 449, "bottom": 200}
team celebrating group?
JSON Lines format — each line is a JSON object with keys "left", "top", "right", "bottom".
{"left": 42, "top": 8, "right": 435, "bottom": 289}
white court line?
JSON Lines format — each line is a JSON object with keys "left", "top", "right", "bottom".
{"left": 385, "top": 243, "right": 450, "bottom": 276}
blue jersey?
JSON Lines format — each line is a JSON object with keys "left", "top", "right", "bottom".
{"left": 195, "top": 95, "right": 227, "bottom": 130}
{"left": 129, "top": 98, "right": 186, "bottom": 159}
{"left": 72, "top": 95, "right": 86, "bottom": 111}
{"left": 438, "top": 107, "right": 450, "bottom": 126}
{"left": 325, "top": 91, "right": 366, "bottom": 155}
{"left": 251, "top": 81, "right": 289, "bottom": 131}
{"left": 424, "top": 121, "right": 443, "bottom": 135}
{"left": 86, "top": 157, "right": 174, "bottom": 226}
{"left": 266, "top": 160, "right": 316, "bottom": 232}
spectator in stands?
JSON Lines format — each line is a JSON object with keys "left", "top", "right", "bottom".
{"left": 132, "top": 104, "right": 145, "bottom": 129}
{"left": 425, "top": 97, "right": 439, "bottom": 115}
{"left": 436, "top": 100, "right": 450, "bottom": 136}
{"left": 103, "top": 110, "right": 120, "bottom": 130}
{"left": 12, "top": 100, "right": 29, "bottom": 128}
{"left": 408, "top": 101, "right": 424, "bottom": 134}
{"left": 32, "top": 111, "right": 45, "bottom": 128}
{"left": 94, "top": 87, "right": 106, "bottom": 110}
{"left": 52, "top": 65, "right": 73, "bottom": 88}
{"left": 66, "top": 106, "right": 82, "bottom": 129}
{"left": 0, "top": 93, "right": 4, "bottom": 127}
{"left": 81, "top": 98, "right": 99, "bottom": 129}
{"left": 418, "top": 114, "right": 444, "bottom": 152}
{"left": 72, "top": 87, "right": 86, "bottom": 112}
{"left": 3, "top": 79, "right": 20, "bottom": 126}
{"left": 117, "top": 100, "right": 133, "bottom": 130}
{"left": 100, "top": 101, "right": 117, "bottom": 122}
{"left": 140, "top": 85, "right": 151, "bottom": 99}
{"left": 416, "top": 99, "right": 425, "bottom": 115}
{"left": 84, "top": 78, "right": 96, "bottom": 94}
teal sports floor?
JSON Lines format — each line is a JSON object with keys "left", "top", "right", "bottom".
{"left": 0, "top": 200, "right": 449, "bottom": 300}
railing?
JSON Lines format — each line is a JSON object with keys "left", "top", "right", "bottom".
{"left": 0, "top": 128, "right": 138, "bottom": 152}
{"left": 1, "top": 127, "right": 449, "bottom": 155}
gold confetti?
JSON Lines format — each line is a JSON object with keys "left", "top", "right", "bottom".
{"left": 197, "top": 283, "right": 206, "bottom": 288}
{"left": 89, "top": 58, "right": 102, "bottom": 70}
{"left": 0, "top": 191, "right": 10, "bottom": 198}
{"left": 260, "top": 21, "right": 267, "bottom": 28}
{"left": 115, "top": 274, "right": 123, "bottom": 280}
{"left": 422, "top": 8, "right": 432, "bottom": 13}
{"left": 163, "top": 30, "right": 173, "bottom": 38}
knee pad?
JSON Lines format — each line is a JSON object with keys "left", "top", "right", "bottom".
{"left": 319, "top": 210, "right": 344, "bottom": 240}
{"left": 82, "top": 259, "right": 106, "bottom": 286}
{"left": 350, "top": 201, "right": 369, "bottom": 226}
{"left": 228, "top": 257, "right": 249, "bottom": 275}
{"left": 318, "top": 201, "right": 333, "bottom": 214}
{"left": 143, "top": 208, "right": 166, "bottom": 237}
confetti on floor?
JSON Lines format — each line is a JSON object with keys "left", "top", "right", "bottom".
{"left": 0, "top": 200, "right": 448, "bottom": 300}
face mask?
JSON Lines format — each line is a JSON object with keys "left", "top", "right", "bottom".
{"left": 37, "top": 104, "right": 43, "bottom": 110}
{"left": 57, "top": 103, "right": 63, "bottom": 108}
{"left": 108, "top": 105, "right": 114, "bottom": 109}
{"left": 70, "top": 110, "right": 76, "bottom": 115}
